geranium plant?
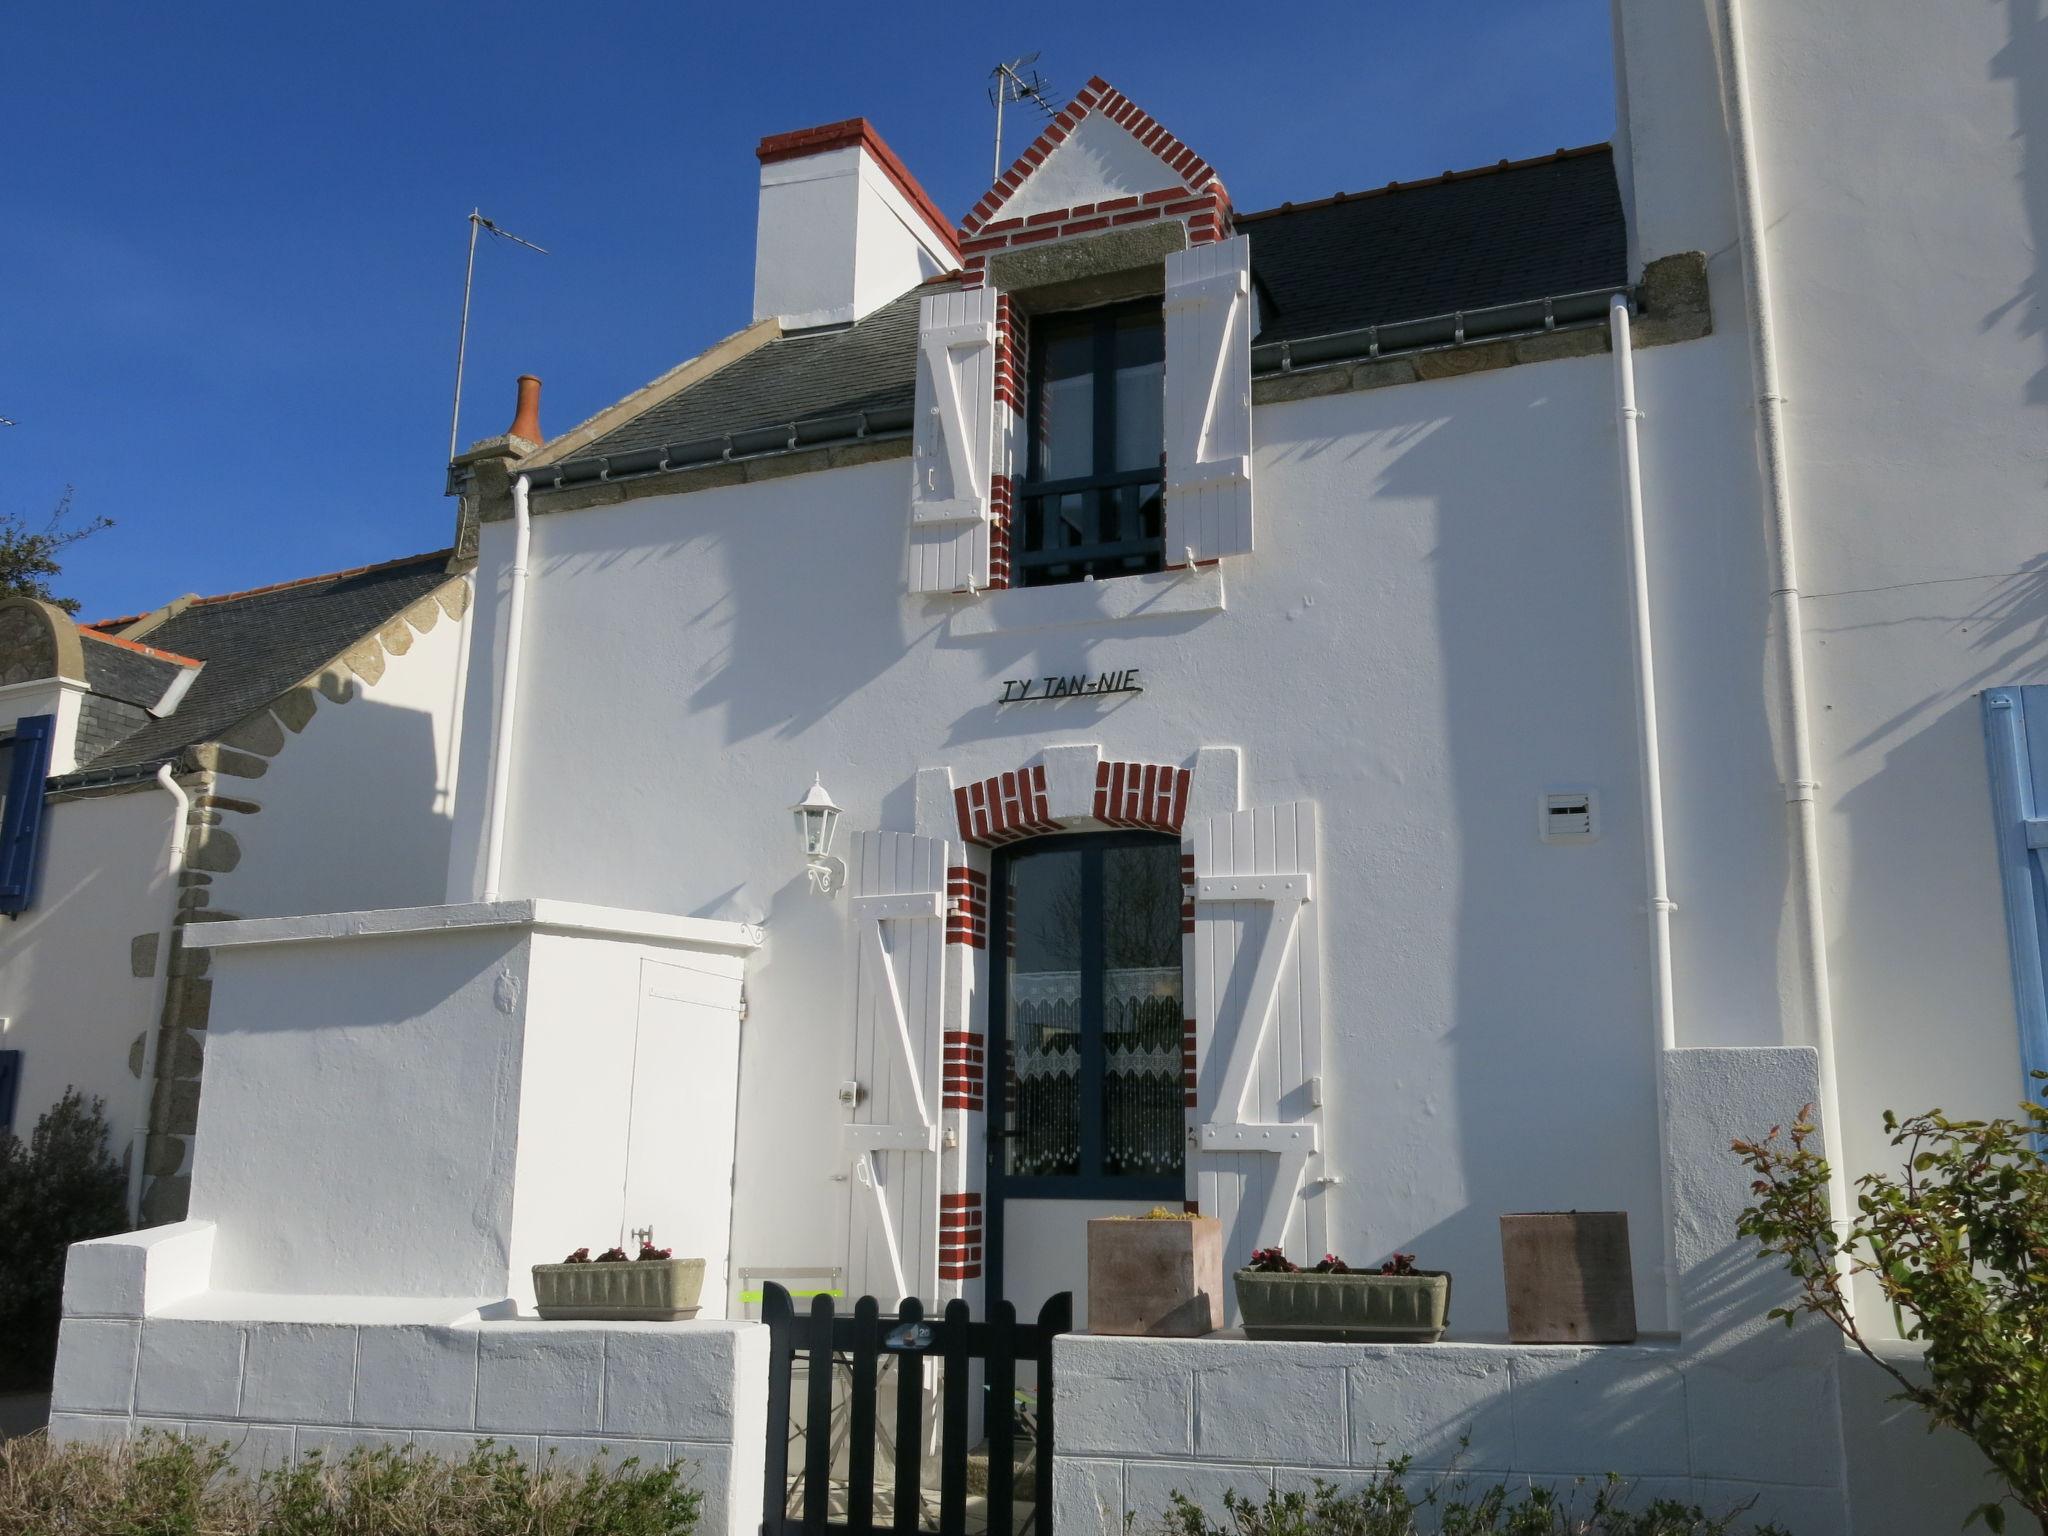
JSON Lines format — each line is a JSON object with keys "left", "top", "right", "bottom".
{"left": 1734, "top": 1086, "right": 2048, "bottom": 1533}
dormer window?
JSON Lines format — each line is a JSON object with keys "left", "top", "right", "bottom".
{"left": 1018, "top": 301, "right": 1165, "bottom": 587}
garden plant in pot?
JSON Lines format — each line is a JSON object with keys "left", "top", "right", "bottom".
{"left": 533, "top": 1241, "right": 705, "bottom": 1321}
{"left": 1234, "top": 1248, "right": 1451, "bottom": 1342}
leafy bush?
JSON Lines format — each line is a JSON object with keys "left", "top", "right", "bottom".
{"left": 1161, "top": 1468, "right": 1789, "bottom": 1536}
{"left": 1734, "top": 1087, "right": 2048, "bottom": 1533}
{"left": 0, "top": 1430, "right": 703, "bottom": 1536}
{"left": 0, "top": 1089, "right": 129, "bottom": 1390}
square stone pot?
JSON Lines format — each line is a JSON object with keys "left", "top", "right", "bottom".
{"left": 1086, "top": 1216, "right": 1224, "bottom": 1336}
{"left": 1234, "top": 1269, "right": 1452, "bottom": 1342}
{"left": 1501, "top": 1211, "right": 1637, "bottom": 1343}
{"left": 532, "top": 1258, "right": 705, "bottom": 1321}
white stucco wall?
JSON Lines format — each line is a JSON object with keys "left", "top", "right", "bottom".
{"left": 181, "top": 902, "right": 755, "bottom": 1310}
{"left": 0, "top": 787, "right": 178, "bottom": 1149}
{"left": 214, "top": 586, "right": 468, "bottom": 920}
{"left": 444, "top": 337, "right": 1786, "bottom": 1336}
{"left": 1617, "top": 0, "right": 2048, "bottom": 1319}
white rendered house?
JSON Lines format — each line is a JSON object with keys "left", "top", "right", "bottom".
{"left": 45, "top": 2, "right": 2048, "bottom": 1530}
{"left": 0, "top": 552, "right": 472, "bottom": 1221}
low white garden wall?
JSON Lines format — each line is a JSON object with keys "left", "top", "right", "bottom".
{"left": 48, "top": 1223, "right": 769, "bottom": 1536}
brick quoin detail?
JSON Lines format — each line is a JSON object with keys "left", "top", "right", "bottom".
{"left": 942, "top": 1029, "right": 985, "bottom": 1112}
{"left": 939, "top": 1192, "right": 984, "bottom": 1280}
{"left": 1094, "top": 760, "right": 1193, "bottom": 833}
{"left": 956, "top": 764, "right": 1064, "bottom": 845}
{"left": 946, "top": 865, "right": 989, "bottom": 948}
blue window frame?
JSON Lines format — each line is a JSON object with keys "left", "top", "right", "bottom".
{"left": 0, "top": 714, "right": 54, "bottom": 917}
{"left": 1980, "top": 688, "right": 2048, "bottom": 1096}
{"left": 0, "top": 1050, "right": 19, "bottom": 1135}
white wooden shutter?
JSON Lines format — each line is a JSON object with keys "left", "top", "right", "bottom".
{"left": 844, "top": 830, "right": 951, "bottom": 1304}
{"left": 1188, "top": 801, "right": 1323, "bottom": 1298}
{"left": 909, "top": 288, "right": 998, "bottom": 594}
{"left": 1164, "top": 235, "right": 1254, "bottom": 565}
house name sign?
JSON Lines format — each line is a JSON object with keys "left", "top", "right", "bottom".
{"left": 998, "top": 669, "right": 1144, "bottom": 705}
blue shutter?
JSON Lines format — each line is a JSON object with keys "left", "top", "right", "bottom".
{"left": 1981, "top": 688, "right": 2048, "bottom": 1094}
{"left": 0, "top": 1050, "right": 20, "bottom": 1135}
{"left": 0, "top": 714, "right": 54, "bottom": 916}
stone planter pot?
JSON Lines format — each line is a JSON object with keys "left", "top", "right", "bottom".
{"left": 1500, "top": 1211, "right": 1637, "bottom": 1343}
{"left": 1087, "top": 1215, "right": 1224, "bottom": 1336}
{"left": 1234, "top": 1269, "right": 1452, "bottom": 1342}
{"left": 532, "top": 1258, "right": 705, "bottom": 1321}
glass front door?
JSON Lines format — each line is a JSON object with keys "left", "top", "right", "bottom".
{"left": 988, "top": 834, "right": 1185, "bottom": 1318}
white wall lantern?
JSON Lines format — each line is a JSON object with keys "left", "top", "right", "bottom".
{"left": 792, "top": 776, "right": 846, "bottom": 895}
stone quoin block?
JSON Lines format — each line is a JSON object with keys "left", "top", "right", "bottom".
{"left": 62, "top": 1241, "right": 148, "bottom": 1319}
{"left": 1195, "top": 1357, "right": 1348, "bottom": 1464}
{"left": 134, "top": 1418, "right": 291, "bottom": 1476}
{"left": 475, "top": 1328, "right": 604, "bottom": 1435}
{"left": 1051, "top": 1456, "right": 1127, "bottom": 1536}
{"left": 601, "top": 1324, "right": 746, "bottom": 1442}
{"left": 50, "top": 1318, "right": 140, "bottom": 1414}
{"left": 668, "top": 1441, "right": 738, "bottom": 1536}
{"left": 1505, "top": 1348, "right": 1688, "bottom": 1477}
{"left": 239, "top": 1323, "right": 358, "bottom": 1425}
{"left": 135, "top": 1319, "right": 245, "bottom": 1420}
{"left": 1124, "top": 1460, "right": 1275, "bottom": 1524}
{"left": 412, "top": 1429, "right": 542, "bottom": 1465}
{"left": 351, "top": 1324, "right": 481, "bottom": 1430}
{"left": 1694, "top": 1479, "right": 1848, "bottom": 1536}
{"left": 1345, "top": 1346, "right": 1516, "bottom": 1469}
{"left": 292, "top": 1425, "right": 411, "bottom": 1462}
{"left": 1050, "top": 1341, "right": 1193, "bottom": 1457}
{"left": 45, "top": 1412, "right": 132, "bottom": 1448}
{"left": 1683, "top": 1353, "right": 1845, "bottom": 1487}
{"left": 539, "top": 1436, "right": 674, "bottom": 1468}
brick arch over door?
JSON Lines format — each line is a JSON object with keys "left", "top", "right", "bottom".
{"left": 953, "top": 758, "right": 1193, "bottom": 846}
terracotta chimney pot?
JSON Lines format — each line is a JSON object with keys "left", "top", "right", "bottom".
{"left": 508, "top": 375, "right": 543, "bottom": 445}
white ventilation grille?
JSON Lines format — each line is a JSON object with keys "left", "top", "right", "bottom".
{"left": 1540, "top": 790, "right": 1599, "bottom": 844}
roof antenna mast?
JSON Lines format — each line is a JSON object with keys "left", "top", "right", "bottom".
{"left": 447, "top": 209, "right": 550, "bottom": 464}
{"left": 989, "top": 54, "right": 1057, "bottom": 185}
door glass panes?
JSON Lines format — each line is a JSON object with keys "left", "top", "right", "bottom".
{"left": 1003, "top": 844, "right": 1084, "bottom": 1178}
{"left": 996, "top": 835, "right": 1185, "bottom": 1194}
{"left": 1101, "top": 843, "right": 1184, "bottom": 1177}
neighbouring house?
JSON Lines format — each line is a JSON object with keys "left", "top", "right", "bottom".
{"left": 41, "top": 2, "right": 2046, "bottom": 1532}
{"left": 0, "top": 551, "right": 472, "bottom": 1220}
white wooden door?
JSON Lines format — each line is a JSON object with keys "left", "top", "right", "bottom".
{"left": 1187, "top": 801, "right": 1324, "bottom": 1295}
{"left": 845, "top": 830, "right": 951, "bottom": 1304}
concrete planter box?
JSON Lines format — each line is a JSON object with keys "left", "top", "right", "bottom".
{"left": 1501, "top": 1211, "right": 1637, "bottom": 1343}
{"left": 532, "top": 1258, "right": 705, "bottom": 1321}
{"left": 1234, "top": 1269, "right": 1452, "bottom": 1342}
{"left": 1086, "top": 1216, "right": 1224, "bottom": 1336}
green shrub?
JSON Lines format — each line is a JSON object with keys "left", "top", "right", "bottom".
{"left": 1160, "top": 1466, "right": 1791, "bottom": 1536}
{"left": 0, "top": 1429, "right": 703, "bottom": 1536}
{"left": 0, "top": 1089, "right": 129, "bottom": 1390}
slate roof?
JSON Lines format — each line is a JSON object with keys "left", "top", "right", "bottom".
{"left": 62, "top": 550, "right": 454, "bottom": 778}
{"left": 1240, "top": 144, "right": 1627, "bottom": 346}
{"left": 79, "top": 633, "right": 192, "bottom": 711}
{"left": 552, "top": 144, "right": 1627, "bottom": 474}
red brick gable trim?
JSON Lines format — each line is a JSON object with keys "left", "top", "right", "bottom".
{"left": 961, "top": 77, "right": 1227, "bottom": 237}
{"left": 756, "top": 117, "right": 962, "bottom": 265}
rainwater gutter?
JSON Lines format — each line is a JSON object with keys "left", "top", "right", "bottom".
{"left": 1610, "top": 294, "right": 1681, "bottom": 1329}
{"left": 481, "top": 473, "right": 531, "bottom": 902}
{"left": 1717, "top": 0, "right": 1846, "bottom": 1232}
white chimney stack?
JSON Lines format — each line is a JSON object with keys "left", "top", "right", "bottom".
{"left": 753, "top": 119, "right": 959, "bottom": 331}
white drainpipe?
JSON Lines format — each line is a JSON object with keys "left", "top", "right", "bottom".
{"left": 1610, "top": 294, "right": 1681, "bottom": 1327}
{"left": 481, "top": 473, "right": 532, "bottom": 902}
{"left": 1717, "top": 0, "right": 1847, "bottom": 1228}
{"left": 129, "top": 762, "right": 189, "bottom": 1222}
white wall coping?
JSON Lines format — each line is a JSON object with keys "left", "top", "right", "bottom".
{"left": 181, "top": 898, "right": 766, "bottom": 954}
{"left": 148, "top": 1291, "right": 510, "bottom": 1325}
{"left": 946, "top": 565, "right": 1225, "bottom": 636}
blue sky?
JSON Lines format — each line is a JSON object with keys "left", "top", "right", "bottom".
{"left": 3, "top": 1, "right": 1614, "bottom": 621}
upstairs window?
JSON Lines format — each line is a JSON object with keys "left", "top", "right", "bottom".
{"left": 1019, "top": 301, "right": 1164, "bottom": 586}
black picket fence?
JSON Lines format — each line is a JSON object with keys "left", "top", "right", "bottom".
{"left": 760, "top": 1283, "right": 1074, "bottom": 1536}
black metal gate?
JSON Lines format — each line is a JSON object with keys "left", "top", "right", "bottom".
{"left": 760, "top": 1285, "right": 1072, "bottom": 1536}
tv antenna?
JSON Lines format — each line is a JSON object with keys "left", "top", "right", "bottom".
{"left": 448, "top": 208, "right": 549, "bottom": 463}
{"left": 989, "top": 53, "right": 1057, "bottom": 184}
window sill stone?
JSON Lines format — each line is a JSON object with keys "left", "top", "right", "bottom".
{"left": 944, "top": 565, "right": 1226, "bottom": 637}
